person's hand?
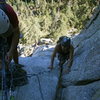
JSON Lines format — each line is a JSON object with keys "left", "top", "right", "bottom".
{"left": 63, "top": 68, "right": 71, "bottom": 74}
{"left": 67, "top": 63, "right": 71, "bottom": 67}
{"left": 6, "top": 51, "right": 13, "bottom": 63}
{"left": 67, "top": 60, "right": 72, "bottom": 67}
{"left": 48, "top": 66, "right": 53, "bottom": 70}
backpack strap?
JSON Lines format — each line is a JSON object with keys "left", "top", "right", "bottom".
{"left": 0, "top": 2, "right": 7, "bottom": 13}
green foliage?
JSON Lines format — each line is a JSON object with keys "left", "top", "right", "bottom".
{"left": 7, "top": 0, "right": 98, "bottom": 45}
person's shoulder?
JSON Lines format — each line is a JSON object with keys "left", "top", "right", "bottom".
{"left": 5, "top": 3, "right": 12, "bottom": 8}
{"left": 5, "top": 3, "right": 15, "bottom": 12}
{"left": 56, "top": 42, "right": 61, "bottom": 48}
{"left": 5, "top": 3, "right": 19, "bottom": 28}
{"left": 55, "top": 43, "right": 61, "bottom": 51}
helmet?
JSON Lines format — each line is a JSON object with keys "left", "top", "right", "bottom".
{"left": 0, "top": 8, "right": 10, "bottom": 35}
{"left": 60, "top": 36, "right": 70, "bottom": 47}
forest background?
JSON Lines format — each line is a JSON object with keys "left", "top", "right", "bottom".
{"left": 7, "top": 0, "right": 99, "bottom": 45}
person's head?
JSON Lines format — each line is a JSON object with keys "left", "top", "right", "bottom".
{"left": 60, "top": 36, "right": 71, "bottom": 50}
{"left": 0, "top": 8, "right": 10, "bottom": 36}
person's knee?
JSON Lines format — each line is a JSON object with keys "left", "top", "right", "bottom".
{"left": 0, "top": 59, "right": 1, "bottom": 63}
{"left": 12, "top": 49, "right": 18, "bottom": 57}
{"left": 13, "top": 48, "right": 18, "bottom": 53}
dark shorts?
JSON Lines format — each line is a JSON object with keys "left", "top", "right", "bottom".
{"left": 0, "top": 35, "right": 13, "bottom": 59}
{"left": 0, "top": 25, "right": 13, "bottom": 59}
{"left": 0, "top": 25, "right": 13, "bottom": 48}
{"left": 58, "top": 53, "right": 69, "bottom": 67}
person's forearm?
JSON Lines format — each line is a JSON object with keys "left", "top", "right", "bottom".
{"left": 69, "top": 54, "right": 73, "bottom": 64}
{"left": 10, "top": 27, "right": 20, "bottom": 52}
{"left": 69, "top": 47, "right": 74, "bottom": 67}
{"left": 51, "top": 50, "right": 57, "bottom": 67}
{"left": 51, "top": 55, "right": 55, "bottom": 66}
{"left": 50, "top": 46, "right": 57, "bottom": 66}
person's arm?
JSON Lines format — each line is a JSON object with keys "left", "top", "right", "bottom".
{"left": 7, "top": 26, "right": 20, "bottom": 63}
{"left": 67, "top": 45, "right": 74, "bottom": 68}
{"left": 10, "top": 26, "right": 20, "bottom": 53}
{"left": 5, "top": 4, "right": 20, "bottom": 63}
{"left": 48, "top": 45, "right": 58, "bottom": 69}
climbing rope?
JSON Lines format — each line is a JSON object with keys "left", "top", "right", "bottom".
{"left": 8, "top": 69, "right": 50, "bottom": 100}
{"left": 54, "top": 65, "right": 63, "bottom": 100}
{"left": 37, "top": 75, "right": 44, "bottom": 100}
{"left": 9, "top": 64, "right": 15, "bottom": 100}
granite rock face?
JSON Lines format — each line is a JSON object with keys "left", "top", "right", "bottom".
{"left": 62, "top": 5, "right": 100, "bottom": 100}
